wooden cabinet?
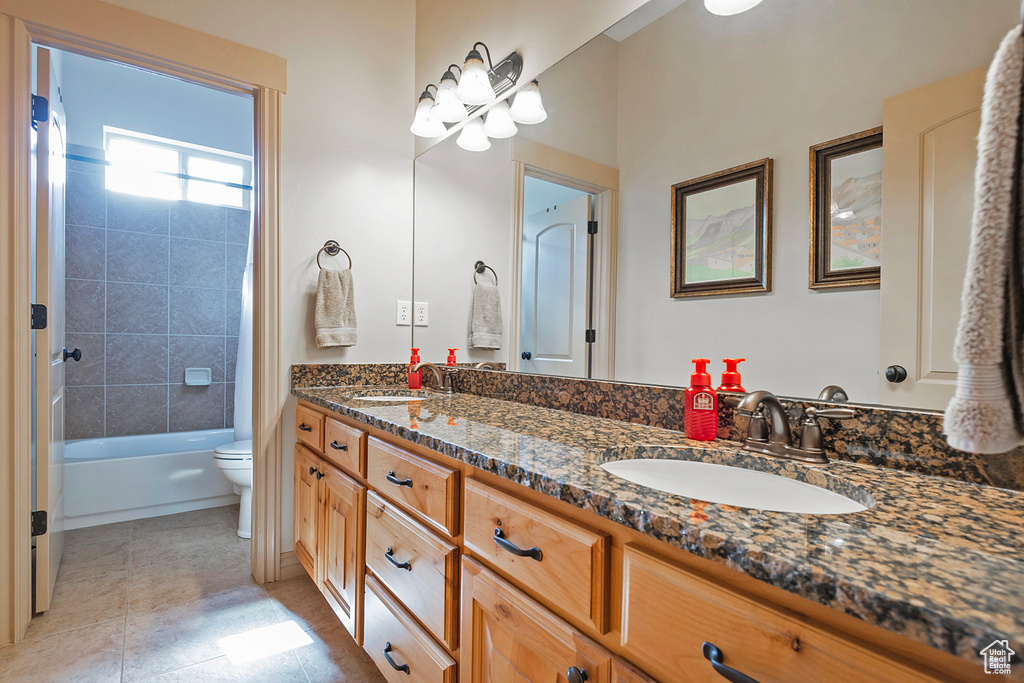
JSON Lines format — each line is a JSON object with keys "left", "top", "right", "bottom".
{"left": 296, "top": 404, "right": 325, "bottom": 452}
{"left": 461, "top": 556, "right": 613, "bottom": 683}
{"left": 324, "top": 416, "right": 367, "bottom": 476}
{"left": 293, "top": 444, "right": 321, "bottom": 579}
{"left": 368, "top": 436, "right": 459, "bottom": 537}
{"left": 464, "top": 479, "right": 610, "bottom": 633}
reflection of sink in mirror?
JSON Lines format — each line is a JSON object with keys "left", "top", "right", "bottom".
{"left": 601, "top": 458, "right": 872, "bottom": 515}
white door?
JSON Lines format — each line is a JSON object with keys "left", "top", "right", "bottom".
{"left": 33, "top": 47, "right": 67, "bottom": 612}
{"left": 520, "top": 194, "right": 591, "bottom": 377}
{"left": 879, "top": 68, "right": 985, "bottom": 410}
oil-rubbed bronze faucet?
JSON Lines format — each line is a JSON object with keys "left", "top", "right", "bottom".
{"left": 474, "top": 361, "right": 501, "bottom": 370}
{"left": 410, "top": 362, "right": 456, "bottom": 394}
{"left": 816, "top": 385, "right": 849, "bottom": 402}
{"left": 734, "top": 390, "right": 854, "bottom": 464}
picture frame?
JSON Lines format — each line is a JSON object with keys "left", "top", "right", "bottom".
{"left": 670, "top": 158, "right": 773, "bottom": 298}
{"left": 809, "top": 127, "right": 883, "bottom": 289}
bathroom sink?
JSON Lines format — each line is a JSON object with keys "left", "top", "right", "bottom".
{"left": 344, "top": 389, "right": 442, "bottom": 402}
{"left": 351, "top": 395, "right": 427, "bottom": 402}
{"left": 601, "top": 455, "right": 871, "bottom": 515}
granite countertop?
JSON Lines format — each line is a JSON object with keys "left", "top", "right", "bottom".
{"left": 292, "top": 384, "right": 1024, "bottom": 664}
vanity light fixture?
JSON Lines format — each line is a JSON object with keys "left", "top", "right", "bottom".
{"left": 704, "top": 0, "right": 765, "bottom": 16}
{"left": 483, "top": 100, "right": 518, "bottom": 138}
{"left": 409, "top": 85, "right": 446, "bottom": 138}
{"left": 432, "top": 65, "right": 468, "bottom": 123}
{"left": 456, "top": 42, "right": 498, "bottom": 105}
{"left": 508, "top": 80, "right": 547, "bottom": 124}
{"left": 456, "top": 117, "right": 491, "bottom": 152}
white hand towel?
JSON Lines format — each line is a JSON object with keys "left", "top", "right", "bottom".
{"left": 944, "top": 25, "right": 1024, "bottom": 454}
{"left": 468, "top": 282, "right": 502, "bottom": 349}
{"left": 315, "top": 268, "right": 357, "bottom": 348}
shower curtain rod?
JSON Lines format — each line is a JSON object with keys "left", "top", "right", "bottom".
{"left": 66, "top": 153, "right": 253, "bottom": 192}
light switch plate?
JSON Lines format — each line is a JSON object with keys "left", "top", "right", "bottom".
{"left": 414, "top": 302, "right": 428, "bottom": 327}
{"left": 396, "top": 300, "right": 411, "bottom": 326}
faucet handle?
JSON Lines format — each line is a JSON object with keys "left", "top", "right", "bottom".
{"left": 804, "top": 406, "right": 855, "bottom": 420}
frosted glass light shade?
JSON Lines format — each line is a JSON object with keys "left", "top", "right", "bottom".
{"left": 483, "top": 100, "right": 518, "bottom": 138}
{"left": 704, "top": 0, "right": 764, "bottom": 16}
{"left": 509, "top": 80, "right": 547, "bottom": 124}
{"left": 410, "top": 98, "right": 446, "bottom": 137}
{"left": 433, "top": 75, "right": 468, "bottom": 123}
{"left": 455, "top": 50, "right": 496, "bottom": 105}
{"left": 457, "top": 118, "right": 491, "bottom": 152}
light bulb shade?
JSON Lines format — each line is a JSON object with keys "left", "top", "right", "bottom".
{"left": 455, "top": 50, "right": 496, "bottom": 105}
{"left": 508, "top": 80, "right": 547, "bottom": 124}
{"left": 433, "top": 73, "right": 468, "bottom": 123}
{"left": 703, "top": 0, "right": 764, "bottom": 16}
{"left": 483, "top": 100, "right": 518, "bottom": 138}
{"left": 457, "top": 117, "right": 491, "bottom": 152}
{"left": 410, "top": 98, "right": 446, "bottom": 137}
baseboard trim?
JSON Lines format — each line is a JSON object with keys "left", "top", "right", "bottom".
{"left": 279, "top": 550, "right": 305, "bottom": 580}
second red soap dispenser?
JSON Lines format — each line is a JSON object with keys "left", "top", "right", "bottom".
{"left": 446, "top": 348, "right": 459, "bottom": 366}
{"left": 684, "top": 358, "right": 718, "bottom": 441}
{"left": 717, "top": 358, "right": 746, "bottom": 393}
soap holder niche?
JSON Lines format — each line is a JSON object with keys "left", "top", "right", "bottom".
{"left": 184, "top": 368, "right": 212, "bottom": 386}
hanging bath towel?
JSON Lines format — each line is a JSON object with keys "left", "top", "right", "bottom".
{"left": 469, "top": 282, "right": 502, "bottom": 349}
{"left": 315, "top": 268, "right": 357, "bottom": 348}
{"left": 944, "top": 24, "right": 1024, "bottom": 454}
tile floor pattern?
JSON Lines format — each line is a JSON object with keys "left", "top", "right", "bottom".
{"left": 0, "top": 505, "right": 386, "bottom": 682}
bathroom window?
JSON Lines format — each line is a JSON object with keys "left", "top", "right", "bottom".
{"left": 103, "top": 127, "right": 251, "bottom": 208}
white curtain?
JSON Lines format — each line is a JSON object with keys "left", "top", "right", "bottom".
{"left": 233, "top": 211, "right": 254, "bottom": 442}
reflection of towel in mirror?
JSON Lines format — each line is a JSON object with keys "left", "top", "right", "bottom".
{"left": 315, "top": 268, "right": 357, "bottom": 348}
{"left": 469, "top": 283, "right": 502, "bottom": 349}
{"left": 945, "top": 24, "right": 1024, "bottom": 454}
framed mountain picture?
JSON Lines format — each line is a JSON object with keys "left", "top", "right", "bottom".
{"left": 809, "top": 128, "right": 883, "bottom": 289}
{"left": 670, "top": 158, "right": 773, "bottom": 298}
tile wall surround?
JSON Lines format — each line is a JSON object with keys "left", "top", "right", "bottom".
{"left": 64, "top": 144, "right": 250, "bottom": 440}
{"left": 291, "top": 362, "right": 1024, "bottom": 492}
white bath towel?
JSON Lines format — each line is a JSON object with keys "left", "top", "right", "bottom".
{"left": 315, "top": 268, "right": 357, "bottom": 348}
{"left": 944, "top": 25, "right": 1024, "bottom": 454}
{"left": 469, "top": 282, "right": 502, "bottom": 349}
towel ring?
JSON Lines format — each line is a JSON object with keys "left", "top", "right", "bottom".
{"left": 317, "top": 240, "right": 352, "bottom": 270}
{"left": 474, "top": 260, "right": 498, "bottom": 286}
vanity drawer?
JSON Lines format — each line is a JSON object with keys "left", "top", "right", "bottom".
{"left": 463, "top": 479, "right": 610, "bottom": 633}
{"left": 363, "top": 574, "right": 457, "bottom": 683}
{"left": 367, "top": 437, "right": 459, "bottom": 537}
{"left": 324, "top": 417, "right": 366, "bottom": 476}
{"left": 366, "top": 491, "right": 459, "bottom": 651}
{"left": 620, "top": 545, "right": 940, "bottom": 683}
{"left": 296, "top": 404, "right": 324, "bottom": 452}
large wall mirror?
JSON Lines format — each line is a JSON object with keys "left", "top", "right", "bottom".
{"left": 412, "top": 0, "right": 1020, "bottom": 411}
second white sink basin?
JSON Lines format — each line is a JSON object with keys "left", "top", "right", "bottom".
{"left": 601, "top": 458, "right": 870, "bottom": 515}
{"left": 351, "top": 395, "right": 425, "bottom": 402}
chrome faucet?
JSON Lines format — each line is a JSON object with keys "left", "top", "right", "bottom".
{"left": 410, "top": 362, "right": 456, "bottom": 394}
{"left": 734, "top": 390, "right": 854, "bottom": 464}
{"left": 816, "top": 385, "right": 849, "bottom": 402}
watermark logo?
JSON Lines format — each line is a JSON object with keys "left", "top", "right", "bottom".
{"left": 980, "top": 640, "right": 1015, "bottom": 675}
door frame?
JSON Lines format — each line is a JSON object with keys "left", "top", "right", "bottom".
{"left": 509, "top": 138, "right": 619, "bottom": 380}
{"left": 0, "top": 0, "right": 287, "bottom": 645}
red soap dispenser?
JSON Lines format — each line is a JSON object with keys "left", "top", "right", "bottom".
{"left": 685, "top": 358, "right": 718, "bottom": 441}
{"left": 446, "top": 348, "right": 459, "bottom": 366}
{"left": 408, "top": 348, "right": 422, "bottom": 390}
{"left": 717, "top": 358, "right": 746, "bottom": 393}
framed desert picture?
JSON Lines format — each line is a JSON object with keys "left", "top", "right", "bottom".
{"left": 670, "top": 158, "right": 773, "bottom": 298}
{"left": 809, "top": 127, "right": 883, "bottom": 289}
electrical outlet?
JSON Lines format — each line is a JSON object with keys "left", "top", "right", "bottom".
{"left": 396, "top": 300, "right": 411, "bottom": 326}
{"left": 414, "top": 302, "right": 429, "bottom": 327}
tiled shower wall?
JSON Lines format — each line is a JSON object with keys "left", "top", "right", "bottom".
{"left": 64, "top": 144, "right": 250, "bottom": 440}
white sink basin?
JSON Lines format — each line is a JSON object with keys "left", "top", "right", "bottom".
{"left": 349, "top": 395, "right": 425, "bottom": 402}
{"left": 601, "top": 458, "right": 869, "bottom": 515}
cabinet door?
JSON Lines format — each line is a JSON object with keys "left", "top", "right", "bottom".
{"left": 461, "top": 557, "right": 612, "bottom": 683}
{"left": 294, "top": 445, "right": 322, "bottom": 580}
{"left": 321, "top": 464, "right": 367, "bottom": 644}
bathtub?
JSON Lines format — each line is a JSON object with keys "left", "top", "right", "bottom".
{"left": 64, "top": 428, "right": 240, "bottom": 530}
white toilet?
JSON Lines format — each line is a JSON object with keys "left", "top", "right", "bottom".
{"left": 214, "top": 439, "right": 253, "bottom": 539}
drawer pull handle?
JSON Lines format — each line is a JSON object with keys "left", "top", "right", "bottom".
{"left": 385, "top": 546, "right": 412, "bottom": 571}
{"left": 494, "top": 527, "right": 542, "bottom": 561}
{"left": 298, "top": 423, "right": 312, "bottom": 432}
{"left": 702, "top": 642, "right": 759, "bottom": 683}
{"left": 383, "top": 642, "right": 410, "bottom": 674}
{"left": 386, "top": 471, "right": 413, "bottom": 487}
{"left": 330, "top": 440, "right": 348, "bottom": 451}
{"left": 567, "top": 667, "right": 588, "bottom": 683}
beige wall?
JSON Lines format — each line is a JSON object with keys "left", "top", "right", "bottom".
{"left": 614, "top": 0, "right": 1019, "bottom": 402}
{"left": 102, "top": 0, "right": 416, "bottom": 549}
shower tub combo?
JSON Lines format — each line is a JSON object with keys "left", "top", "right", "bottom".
{"left": 64, "top": 428, "right": 240, "bottom": 530}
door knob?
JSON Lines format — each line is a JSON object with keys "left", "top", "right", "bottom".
{"left": 885, "top": 365, "right": 907, "bottom": 383}
{"left": 63, "top": 347, "right": 81, "bottom": 362}
{"left": 521, "top": 351, "right": 532, "bottom": 360}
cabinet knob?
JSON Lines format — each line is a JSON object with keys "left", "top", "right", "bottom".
{"left": 521, "top": 351, "right": 532, "bottom": 360}
{"left": 567, "top": 667, "right": 587, "bottom": 683}
{"left": 63, "top": 347, "right": 81, "bottom": 362}
{"left": 308, "top": 466, "right": 316, "bottom": 476}
{"left": 885, "top": 365, "right": 908, "bottom": 383}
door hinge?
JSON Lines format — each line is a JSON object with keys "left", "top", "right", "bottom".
{"left": 31, "top": 95, "right": 48, "bottom": 131}
{"left": 585, "top": 329, "right": 596, "bottom": 344}
{"left": 587, "top": 220, "right": 598, "bottom": 235}
{"left": 31, "top": 510, "right": 47, "bottom": 537}
{"left": 31, "top": 303, "right": 47, "bottom": 330}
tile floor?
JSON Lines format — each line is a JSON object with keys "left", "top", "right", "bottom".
{"left": 0, "top": 505, "right": 386, "bottom": 682}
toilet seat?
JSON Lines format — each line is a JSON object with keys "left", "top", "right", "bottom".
{"left": 214, "top": 439, "right": 252, "bottom": 465}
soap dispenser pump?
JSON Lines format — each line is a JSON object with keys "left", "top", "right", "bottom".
{"left": 685, "top": 358, "right": 718, "bottom": 441}
{"left": 446, "top": 348, "right": 459, "bottom": 366}
{"left": 717, "top": 358, "right": 746, "bottom": 393}
{"left": 408, "top": 348, "right": 422, "bottom": 390}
